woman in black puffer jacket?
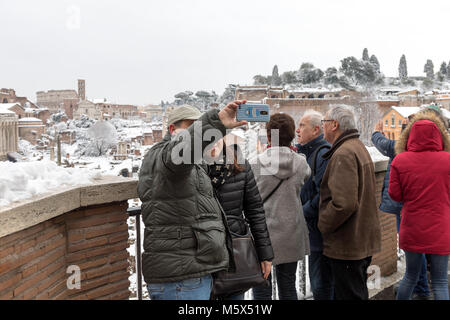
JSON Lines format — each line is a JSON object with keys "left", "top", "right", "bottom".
{"left": 208, "top": 138, "right": 274, "bottom": 300}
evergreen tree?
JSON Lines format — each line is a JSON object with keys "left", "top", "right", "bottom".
{"left": 399, "top": 54, "right": 408, "bottom": 82}
{"left": 340, "top": 56, "right": 381, "bottom": 87}
{"left": 324, "top": 67, "right": 339, "bottom": 85}
{"left": 253, "top": 75, "right": 268, "bottom": 85}
{"left": 424, "top": 59, "right": 435, "bottom": 79}
{"left": 440, "top": 61, "right": 447, "bottom": 76}
{"left": 271, "top": 65, "right": 282, "bottom": 86}
{"left": 362, "top": 48, "right": 369, "bottom": 61}
{"left": 447, "top": 61, "right": 450, "bottom": 79}
{"left": 370, "top": 55, "right": 380, "bottom": 73}
{"left": 299, "top": 63, "right": 323, "bottom": 84}
{"left": 281, "top": 71, "right": 297, "bottom": 84}
{"left": 340, "top": 56, "right": 362, "bottom": 85}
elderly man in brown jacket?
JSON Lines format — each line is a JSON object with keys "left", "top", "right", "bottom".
{"left": 318, "top": 105, "right": 381, "bottom": 300}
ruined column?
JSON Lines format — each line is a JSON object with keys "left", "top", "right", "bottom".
{"left": 7, "top": 123, "right": 11, "bottom": 153}
{"left": 1, "top": 124, "right": 5, "bottom": 155}
{"left": 0, "top": 123, "right": 4, "bottom": 155}
{"left": 16, "top": 121, "right": 19, "bottom": 152}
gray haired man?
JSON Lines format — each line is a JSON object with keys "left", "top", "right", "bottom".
{"left": 318, "top": 105, "right": 381, "bottom": 300}
{"left": 295, "top": 110, "right": 333, "bottom": 300}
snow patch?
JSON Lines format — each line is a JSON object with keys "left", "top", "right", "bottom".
{"left": 0, "top": 160, "right": 99, "bottom": 206}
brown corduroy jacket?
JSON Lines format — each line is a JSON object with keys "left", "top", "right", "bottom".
{"left": 318, "top": 130, "right": 381, "bottom": 260}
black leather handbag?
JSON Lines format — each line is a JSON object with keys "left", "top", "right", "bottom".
{"left": 211, "top": 215, "right": 268, "bottom": 297}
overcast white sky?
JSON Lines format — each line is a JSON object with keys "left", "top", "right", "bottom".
{"left": 1, "top": 0, "right": 449, "bottom": 105}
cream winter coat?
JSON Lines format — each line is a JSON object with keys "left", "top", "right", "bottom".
{"left": 251, "top": 146, "right": 311, "bottom": 265}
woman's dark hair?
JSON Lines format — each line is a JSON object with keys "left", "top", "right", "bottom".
{"left": 266, "top": 113, "right": 296, "bottom": 147}
{"left": 224, "top": 143, "right": 245, "bottom": 174}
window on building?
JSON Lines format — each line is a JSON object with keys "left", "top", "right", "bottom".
{"left": 271, "top": 95, "right": 277, "bottom": 98}
{"left": 385, "top": 120, "right": 388, "bottom": 127}
{"left": 308, "top": 94, "right": 314, "bottom": 98}
{"left": 289, "top": 94, "right": 295, "bottom": 99}
{"left": 399, "top": 119, "right": 402, "bottom": 126}
{"left": 318, "top": 94, "right": 325, "bottom": 99}
{"left": 391, "top": 117, "right": 395, "bottom": 127}
{"left": 2, "top": 98, "right": 7, "bottom": 103}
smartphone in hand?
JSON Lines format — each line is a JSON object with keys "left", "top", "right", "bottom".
{"left": 236, "top": 104, "right": 270, "bottom": 122}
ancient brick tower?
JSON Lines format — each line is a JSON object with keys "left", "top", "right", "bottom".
{"left": 78, "top": 79, "right": 86, "bottom": 101}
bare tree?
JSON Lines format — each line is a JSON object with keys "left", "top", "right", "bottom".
{"left": 86, "top": 120, "right": 118, "bottom": 156}
{"left": 353, "top": 102, "right": 383, "bottom": 146}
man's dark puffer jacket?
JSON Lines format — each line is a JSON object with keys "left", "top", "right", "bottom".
{"left": 213, "top": 160, "right": 274, "bottom": 262}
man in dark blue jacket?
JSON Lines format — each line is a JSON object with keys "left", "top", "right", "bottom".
{"left": 296, "top": 110, "right": 333, "bottom": 300}
{"left": 372, "top": 120, "right": 431, "bottom": 300}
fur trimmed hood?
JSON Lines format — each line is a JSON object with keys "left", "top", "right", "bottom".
{"left": 395, "top": 111, "right": 450, "bottom": 154}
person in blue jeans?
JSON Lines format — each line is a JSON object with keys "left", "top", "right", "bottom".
{"left": 372, "top": 120, "right": 431, "bottom": 299}
{"left": 396, "top": 252, "right": 449, "bottom": 300}
{"left": 296, "top": 110, "right": 334, "bottom": 300}
{"left": 147, "top": 275, "right": 212, "bottom": 300}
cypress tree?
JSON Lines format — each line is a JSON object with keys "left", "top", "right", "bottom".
{"left": 399, "top": 54, "right": 408, "bottom": 81}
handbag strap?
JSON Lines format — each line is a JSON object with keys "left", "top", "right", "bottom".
{"left": 262, "top": 178, "right": 286, "bottom": 204}
{"left": 226, "top": 215, "right": 252, "bottom": 238}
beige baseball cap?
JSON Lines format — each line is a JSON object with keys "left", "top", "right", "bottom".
{"left": 167, "top": 105, "right": 203, "bottom": 125}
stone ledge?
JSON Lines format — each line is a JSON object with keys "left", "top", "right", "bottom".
{"left": 373, "top": 159, "right": 388, "bottom": 173}
{"left": 0, "top": 176, "right": 138, "bottom": 239}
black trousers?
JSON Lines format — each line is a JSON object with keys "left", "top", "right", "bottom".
{"left": 324, "top": 256, "right": 372, "bottom": 300}
{"left": 252, "top": 262, "right": 298, "bottom": 300}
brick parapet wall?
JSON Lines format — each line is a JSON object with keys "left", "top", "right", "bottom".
{"left": 0, "top": 202, "right": 130, "bottom": 300}
{"left": 0, "top": 176, "right": 138, "bottom": 300}
{"left": 0, "top": 162, "right": 397, "bottom": 299}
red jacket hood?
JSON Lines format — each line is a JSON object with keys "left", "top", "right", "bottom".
{"left": 406, "top": 120, "right": 443, "bottom": 152}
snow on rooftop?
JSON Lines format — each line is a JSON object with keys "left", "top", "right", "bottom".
{"left": 0, "top": 160, "right": 99, "bottom": 207}
{"left": 0, "top": 103, "right": 21, "bottom": 113}
{"left": 0, "top": 108, "right": 15, "bottom": 114}
{"left": 93, "top": 98, "right": 112, "bottom": 104}
{"left": 289, "top": 87, "right": 342, "bottom": 93}
{"left": 18, "top": 117, "right": 43, "bottom": 122}
{"left": 391, "top": 106, "right": 421, "bottom": 118}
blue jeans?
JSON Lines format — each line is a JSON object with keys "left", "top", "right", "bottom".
{"left": 147, "top": 274, "right": 212, "bottom": 300}
{"left": 308, "top": 252, "right": 334, "bottom": 300}
{"left": 396, "top": 213, "right": 430, "bottom": 297}
{"left": 252, "top": 262, "right": 298, "bottom": 300}
{"left": 397, "top": 252, "right": 449, "bottom": 300}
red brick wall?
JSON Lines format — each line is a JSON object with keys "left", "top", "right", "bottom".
{"left": 0, "top": 202, "right": 130, "bottom": 300}
{"left": 371, "top": 170, "right": 398, "bottom": 276}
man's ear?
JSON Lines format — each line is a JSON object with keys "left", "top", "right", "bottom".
{"left": 313, "top": 125, "right": 321, "bottom": 136}
{"left": 332, "top": 121, "right": 339, "bottom": 132}
{"left": 169, "top": 124, "right": 176, "bottom": 135}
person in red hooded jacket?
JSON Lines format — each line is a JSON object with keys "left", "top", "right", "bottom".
{"left": 389, "top": 111, "right": 450, "bottom": 300}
